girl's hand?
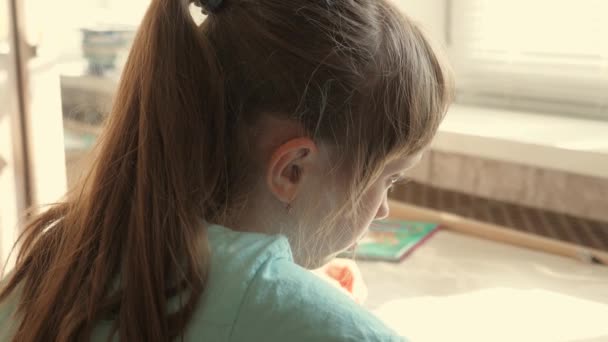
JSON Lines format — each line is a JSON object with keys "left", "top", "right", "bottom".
{"left": 312, "top": 258, "right": 368, "bottom": 304}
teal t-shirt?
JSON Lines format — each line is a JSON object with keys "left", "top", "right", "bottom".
{"left": 1, "top": 225, "right": 404, "bottom": 341}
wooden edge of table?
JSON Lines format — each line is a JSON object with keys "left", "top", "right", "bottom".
{"left": 388, "top": 200, "right": 608, "bottom": 266}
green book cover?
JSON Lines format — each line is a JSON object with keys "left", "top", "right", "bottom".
{"left": 354, "top": 220, "right": 440, "bottom": 261}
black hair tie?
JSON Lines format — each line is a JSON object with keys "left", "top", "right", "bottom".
{"left": 196, "top": 0, "right": 224, "bottom": 14}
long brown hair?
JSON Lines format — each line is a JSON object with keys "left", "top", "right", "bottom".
{"left": 1, "top": 0, "right": 452, "bottom": 340}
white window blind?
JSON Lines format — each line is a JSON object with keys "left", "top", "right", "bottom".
{"left": 449, "top": 0, "right": 608, "bottom": 120}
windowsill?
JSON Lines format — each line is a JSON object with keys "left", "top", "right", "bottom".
{"left": 433, "top": 105, "right": 608, "bottom": 179}
{"left": 58, "top": 69, "right": 608, "bottom": 180}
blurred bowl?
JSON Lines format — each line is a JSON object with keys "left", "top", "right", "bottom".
{"left": 81, "top": 27, "right": 135, "bottom": 75}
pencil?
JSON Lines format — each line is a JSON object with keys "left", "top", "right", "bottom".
{"left": 388, "top": 200, "right": 608, "bottom": 265}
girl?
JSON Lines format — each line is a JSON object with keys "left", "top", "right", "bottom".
{"left": 0, "top": 0, "right": 451, "bottom": 340}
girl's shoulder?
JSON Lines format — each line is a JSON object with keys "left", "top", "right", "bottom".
{"left": 0, "top": 276, "right": 20, "bottom": 341}
{"left": 230, "top": 257, "right": 404, "bottom": 341}
{"left": 206, "top": 227, "right": 404, "bottom": 342}
{"left": 181, "top": 224, "right": 295, "bottom": 339}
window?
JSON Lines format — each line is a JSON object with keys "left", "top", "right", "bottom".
{"left": 449, "top": 0, "right": 608, "bottom": 120}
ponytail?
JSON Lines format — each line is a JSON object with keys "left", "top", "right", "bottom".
{"left": 1, "top": 0, "right": 227, "bottom": 340}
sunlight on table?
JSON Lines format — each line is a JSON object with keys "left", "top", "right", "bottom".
{"left": 375, "top": 288, "right": 608, "bottom": 342}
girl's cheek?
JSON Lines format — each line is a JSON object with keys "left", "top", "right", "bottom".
{"left": 360, "top": 187, "right": 387, "bottom": 227}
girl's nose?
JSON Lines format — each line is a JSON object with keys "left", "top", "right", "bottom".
{"left": 375, "top": 196, "right": 389, "bottom": 220}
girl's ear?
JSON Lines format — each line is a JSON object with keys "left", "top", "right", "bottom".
{"left": 266, "top": 137, "right": 319, "bottom": 205}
